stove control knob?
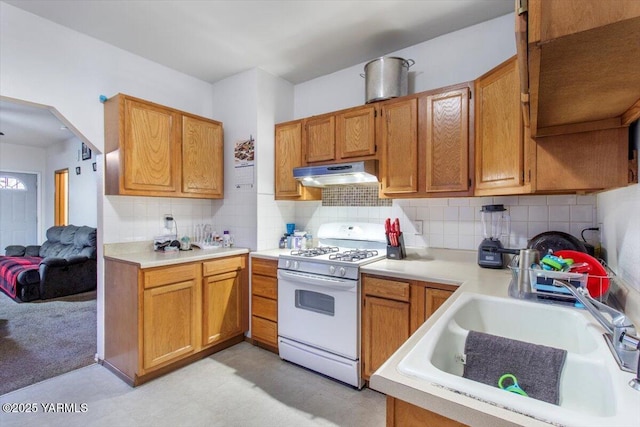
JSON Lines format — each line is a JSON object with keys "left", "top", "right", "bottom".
{"left": 293, "top": 261, "right": 300, "bottom": 270}
{"left": 285, "top": 260, "right": 291, "bottom": 269}
{"left": 339, "top": 267, "right": 346, "bottom": 277}
{"left": 329, "top": 265, "right": 336, "bottom": 275}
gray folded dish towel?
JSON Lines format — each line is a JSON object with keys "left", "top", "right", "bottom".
{"left": 462, "top": 330, "right": 567, "bottom": 405}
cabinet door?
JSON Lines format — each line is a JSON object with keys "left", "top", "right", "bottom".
{"left": 424, "top": 288, "right": 454, "bottom": 319}
{"left": 336, "top": 106, "right": 376, "bottom": 160}
{"left": 304, "top": 114, "right": 336, "bottom": 163}
{"left": 143, "top": 279, "right": 198, "bottom": 371}
{"left": 182, "top": 115, "right": 224, "bottom": 198}
{"left": 380, "top": 98, "right": 419, "bottom": 194}
{"left": 422, "top": 87, "right": 470, "bottom": 193}
{"left": 387, "top": 396, "right": 466, "bottom": 427}
{"left": 123, "top": 98, "right": 181, "bottom": 193}
{"left": 362, "top": 295, "right": 410, "bottom": 380}
{"left": 275, "top": 121, "right": 320, "bottom": 200}
{"left": 474, "top": 57, "right": 524, "bottom": 194}
{"left": 202, "top": 270, "right": 243, "bottom": 347}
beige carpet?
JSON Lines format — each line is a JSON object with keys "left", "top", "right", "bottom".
{"left": 0, "top": 290, "right": 96, "bottom": 395}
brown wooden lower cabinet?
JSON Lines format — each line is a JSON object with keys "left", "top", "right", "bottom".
{"left": 361, "top": 274, "right": 456, "bottom": 382}
{"left": 104, "top": 254, "right": 248, "bottom": 386}
{"left": 250, "top": 257, "right": 279, "bottom": 352}
{"left": 387, "top": 396, "right": 467, "bottom": 427}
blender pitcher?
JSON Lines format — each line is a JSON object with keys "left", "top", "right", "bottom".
{"left": 478, "top": 204, "right": 511, "bottom": 268}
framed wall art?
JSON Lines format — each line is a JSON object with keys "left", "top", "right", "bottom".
{"left": 81, "top": 142, "right": 92, "bottom": 161}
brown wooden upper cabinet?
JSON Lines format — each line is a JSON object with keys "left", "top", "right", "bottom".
{"left": 421, "top": 84, "right": 471, "bottom": 194}
{"left": 380, "top": 83, "right": 473, "bottom": 198}
{"left": 182, "top": 115, "right": 224, "bottom": 198}
{"left": 474, "top": 57, "right": 528, "bottom": 196}
{"left": 304, "top": 113, "right": 336, "bottom": 163}
{"left": 518, "top": 0, "right": 640, "bottom": 137}
{"left": 379, "top": 97, "right": 419, "bottom": 195}
{"left": 104, "top": 94, "right": 224, "bottom": 199}
{"left": 274, "top": 120, "right": 321, "bottom": 200}
{"left": 474, "top": 56, "right": 629, "bottom": 196}
{"left": 336, "top": 105, "right": 377, "bottom": 159}
{"left": 304, "top": 105, "right": 377, "bottom": 164}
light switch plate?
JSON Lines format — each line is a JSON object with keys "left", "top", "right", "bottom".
{"left": 413, "top": 220, "right": 423, "bottom": 235}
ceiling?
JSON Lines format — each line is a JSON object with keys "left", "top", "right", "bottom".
{"left": 0, "top": 99, "right": 79, "bottom": 148}
{"left": 1, "top": 0, "right": 513, "bottom": 148}
{"left": 5, "top": 0, "right": 513, "bottom": 85}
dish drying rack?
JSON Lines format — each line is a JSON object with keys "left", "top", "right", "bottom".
{"left": 510, "top": 267, "right": 612, "bottom": 304}
{"left": 191, "top": 224, "right": 221, "bottom": 250}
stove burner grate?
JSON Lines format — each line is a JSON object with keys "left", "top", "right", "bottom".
{"left": 290, "top": 246, "right": 340, "bottom": 257}
{"left": 328, "top": 249, "right": 380, "bottom": 262}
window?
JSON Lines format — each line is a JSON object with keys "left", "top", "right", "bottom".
{"left": 0, "top": 175, "right": 27, "bottom": 190}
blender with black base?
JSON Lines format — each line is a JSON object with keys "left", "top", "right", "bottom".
{"left": 478, "top": 204, "right": 512, "bottom": 268}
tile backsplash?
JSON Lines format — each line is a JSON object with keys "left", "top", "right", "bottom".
{"left": 295, "top": 194, "right": 598, "bottom": 250}
{"left": 322, "top": 185, "right": 392, "bottom": 207}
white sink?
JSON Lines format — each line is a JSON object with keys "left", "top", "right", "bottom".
{"left": 397, "top": 292, "right": 639, "bottom": 426}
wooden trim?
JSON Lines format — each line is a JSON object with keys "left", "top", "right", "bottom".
{"left": 622, "top": 97, "right": 640, "bottom": 126}
{"left": 535, "top": 117, "right": 624, "bottom": 137}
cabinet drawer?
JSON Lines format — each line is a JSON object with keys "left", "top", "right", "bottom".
{"left": 364, "top": 276, "right": 410, "bottom": 302}
{"left": 251, "top": 258, "right": 278, "bottom": 277}
{"left": 143, "top": 263, "right": 199, "bottom": 289}
{"left": 252, "top": 316, "right": 278, "bottom": 347}
{"left": 252, "top": 274, "right": 277, "bottom": 299}
{"left": 252, "top": 295, "right": 277, "bottom": 322}
{"left": 203, "top": 256, "right": 245, "bottom": 277}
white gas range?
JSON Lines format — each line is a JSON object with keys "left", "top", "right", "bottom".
{"left": 277, "top": 222, "right": 386, "bottom": 389}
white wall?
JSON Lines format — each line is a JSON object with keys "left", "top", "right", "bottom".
{"left": 210, "top": 69, "right": 259, "bottom": 250}
{"left": 598, "top": 123, "right": 640, "bottom": 293}
{"left": 256, "top": 69, "right": 297, "bottom": 250}
{"left": 0, "top": 2, "right": 219, "bottom": 358}
{"left": 45, "top": 138, "right": 98, "bottom": 229}
{"left": 294, "top": 13, "right": 515, "bottom": 118}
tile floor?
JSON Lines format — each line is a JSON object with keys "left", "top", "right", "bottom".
{"left": 0, "top": 342, "right": 386, "bottom": 427}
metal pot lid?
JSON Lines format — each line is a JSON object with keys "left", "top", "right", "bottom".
{"left": 527, "top": 231, "right": 587, "bottom": 255}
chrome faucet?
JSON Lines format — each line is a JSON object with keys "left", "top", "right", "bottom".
{"left": 553, "top": 279, "right": 640, "bottom": 390}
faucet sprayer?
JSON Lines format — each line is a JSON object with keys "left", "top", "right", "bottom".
{"left": 552, "top": 279, "right": 640, "bottom": 390}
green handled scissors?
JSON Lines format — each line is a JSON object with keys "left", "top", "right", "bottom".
{"left": 498, "top": 374, "right": 528, "bottom": 397}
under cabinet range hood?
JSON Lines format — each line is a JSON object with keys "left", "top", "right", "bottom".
{"left": 293, "top": 160, "right": 379, "bottom": 187}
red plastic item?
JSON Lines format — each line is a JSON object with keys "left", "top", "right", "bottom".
{"left": 555, "top": 250, "right": 610, "bottom": 298}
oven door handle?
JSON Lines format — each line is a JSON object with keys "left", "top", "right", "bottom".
{"left": 277, "top": 269, "right": 356, "bottom": 291}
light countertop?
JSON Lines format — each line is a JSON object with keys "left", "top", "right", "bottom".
{"left": 104, "top": 241, "right": 249, "bottom": 268}
{"left": 360, "top": 247, "right": 512, "bottom": 285}
{"left": 250, "top": 248, "right": 288, "bottom": 260}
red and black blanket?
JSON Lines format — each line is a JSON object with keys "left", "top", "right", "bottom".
{"left": 0, "top": 256, "right": 41, "bottom": 299}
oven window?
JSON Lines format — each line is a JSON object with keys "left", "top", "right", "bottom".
{"left": 295, "top": 289, "right": 335, "bottom": 316}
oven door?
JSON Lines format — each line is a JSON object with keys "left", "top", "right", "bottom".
{"left": 277, "top": 269, "right": 359, "bottom": 360}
